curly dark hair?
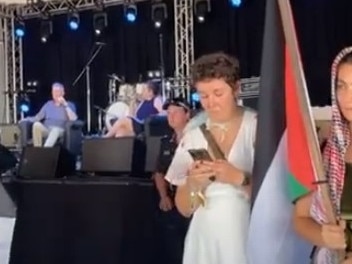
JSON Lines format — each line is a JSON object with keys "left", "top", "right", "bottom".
{"left": 191, "top": 52, "right": 240, "bottom": 89}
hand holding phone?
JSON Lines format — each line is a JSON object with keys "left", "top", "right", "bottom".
{"left": 188, "top": 148, "right": 213, "bottom": 161}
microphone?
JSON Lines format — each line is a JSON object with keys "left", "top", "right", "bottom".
{"left": 107, "top": 74, "right": 124, "bottom": 83}
{"left": 94, "top": 105, "right": 106, "bottom": 113}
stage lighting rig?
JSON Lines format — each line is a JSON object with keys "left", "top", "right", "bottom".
{"left": 194, "top": 0, "right": 211, "bottom": 23}
{"left": 147, "top": 70, "right": 161, "bottom": 79}
{"left": 15, "top": 20, "right": 25, "bottom": 38}
{"left": 151, "top": 2, "right": 167, "bottom": 29}
{"left": 18, "top": 94, "right": 31, "bottom": 114}
{"left": 67, "top": 11, "right": 80, "bottom": 31}
{"left": 124, "top": 4, "right": 137, "bottom": 23}
{"left": 93, "top": 12, "right": 107, "bottom": 36}
{"left": 40, "top": 19, "right": 52, "bottom": 43}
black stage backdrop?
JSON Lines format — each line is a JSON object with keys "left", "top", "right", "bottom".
{"left": 291, "top": 0, "right": 352, "bottom": 107}
{"left": 22, "top": 0, "right": 352, "bottom": 129}
{"left": 193, "top": 0, "right": 265, "bottom": 80}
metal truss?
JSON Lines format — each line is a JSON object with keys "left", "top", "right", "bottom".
{"left": 3, "top": 0, "right": 148, "bottom": 19}
{"left": 3, "top": 15, "right": 23, "bottom": 123}
{"left": 0, "top": 4, "right": 10, "bottom": 18}
{"left": 174, "top": 0, "right": 194, "bottom": 101}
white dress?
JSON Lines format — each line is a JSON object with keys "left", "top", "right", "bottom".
{"left": 165, "top": 110, "right": 257, "bottom": 264}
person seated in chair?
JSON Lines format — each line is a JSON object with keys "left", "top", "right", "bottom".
{"left": 104, "top": 81, "right": 163, "bottom": 138}
{"left": 23, "top": 82, "right": 77, "bottom": 147}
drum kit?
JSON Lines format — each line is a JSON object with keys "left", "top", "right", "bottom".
{"left": 95, "top": 74, "right": 145, "bottom": 133}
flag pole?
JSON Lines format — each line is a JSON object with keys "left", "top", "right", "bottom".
{"left": 277, "top": 0, "right": 344, "bottom": 261}
{"left": 277, "top": 0, "right": 335, "bottom": 223}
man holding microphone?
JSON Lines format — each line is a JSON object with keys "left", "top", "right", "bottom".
{"left": 24, "top": 82, "right": 77, "bottom": 147}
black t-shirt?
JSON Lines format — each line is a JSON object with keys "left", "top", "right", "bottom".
{"left": 155, "top": 134, "right": 178, "bottom": 175}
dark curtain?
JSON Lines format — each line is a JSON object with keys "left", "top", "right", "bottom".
{"left": 194, "top": 0, "right": 266, "bottom": 79}
{"left": 23, "top": 2, "right": 174, "bottom": 132}
{"left": 291, "top": 0, "right": 352, "bottom": 106}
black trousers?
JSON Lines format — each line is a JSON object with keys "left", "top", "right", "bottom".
{"left": 154, "top": 206, "right": 190, "bottom": 264}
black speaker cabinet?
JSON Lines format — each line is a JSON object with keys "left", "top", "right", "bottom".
{"left": 0, "top": 144, "right": 17, "bottom": 174}
{"left": 18, "top": 146, "right": 76, "bottom": 179}
{"left": 81, "top": 137, "right": 146, "bottom": 176}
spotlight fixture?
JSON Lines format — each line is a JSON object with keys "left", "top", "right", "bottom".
{"left": 67, "top": 12, "right": 80, "bottom": 30}
{"left": 151, "top": 2, "right": 167, "bottom": 29}
{"left": 124, "top": 4, "right": 137, "bottom": 23}
{"left": 229, "top": 0, "right": 242, "bottom": 7}
{"left": 40, "top": 19, "right": 52, "bottom": 43}
{"left": 26, "top": 80, "right": 39, "bottom": 87}
{"left": 194, "top": 0, "right": 211, "bottom": 23}
{"left": 15, "top": 20, "right": 25, "bottom": 38}
{"left": 147, "top": 70, "right": 161, "bottom": 79}
{"left": 93, "top": 12, "right": 108, "bottom": 36}
{"left": 18, "top": 95, "right": 30, "bottom": 114}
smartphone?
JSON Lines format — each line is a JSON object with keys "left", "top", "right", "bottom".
{"left": 188, "top": 148, "right": 213, "bottom": 161}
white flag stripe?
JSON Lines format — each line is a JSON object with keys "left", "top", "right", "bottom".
{"left": 248, "top": 131, "right": 312, "bottom": 264}
{"left": 0, "top": 217, "right": 15, "bottom": 264}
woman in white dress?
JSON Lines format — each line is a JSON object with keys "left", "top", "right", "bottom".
{"left": 165, "top": 52, "right": 256, "bottom": 264}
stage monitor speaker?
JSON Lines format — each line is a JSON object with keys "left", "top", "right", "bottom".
{"left": 145, "top": 136, "right": 162, "bottom": 173}
{"left": 81, "top": 137, "right": 146, "bottom": 176}
{"left": 18, "top": 146, "right": 76, "bottom": 179}
{"left": 0, "top": 144, "right": 17, "bottom": 174}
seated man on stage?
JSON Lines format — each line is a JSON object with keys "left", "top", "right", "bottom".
{"left": 153, "top": 98, "right": 191, "bottom": 264}
{"left": 24, "top": 82, "right": 77, "bottom": 147}
{"left": 104, "top": 81, "right": 163, "bottom": 138}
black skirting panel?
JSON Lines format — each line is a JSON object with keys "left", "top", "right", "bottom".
{"left": 7, "top": 178, "right": 157, "bottom": 264}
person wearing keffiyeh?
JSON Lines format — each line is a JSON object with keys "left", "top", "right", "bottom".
{"left": 293, "top": 47, "right": 352, "bottom": 264}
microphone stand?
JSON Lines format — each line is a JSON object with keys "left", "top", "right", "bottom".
{"left": 93, "top": 105, "right": 106, "bottom": 133}
{"left": 158, "top": 33, "right": 166, "bottom": 101}
{"left": 72, "top": 43, "right": 105, "bottom": 134}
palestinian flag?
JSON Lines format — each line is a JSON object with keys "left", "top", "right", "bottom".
{"left": 247, "top": 0, "right": 315, "bottom": 263}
